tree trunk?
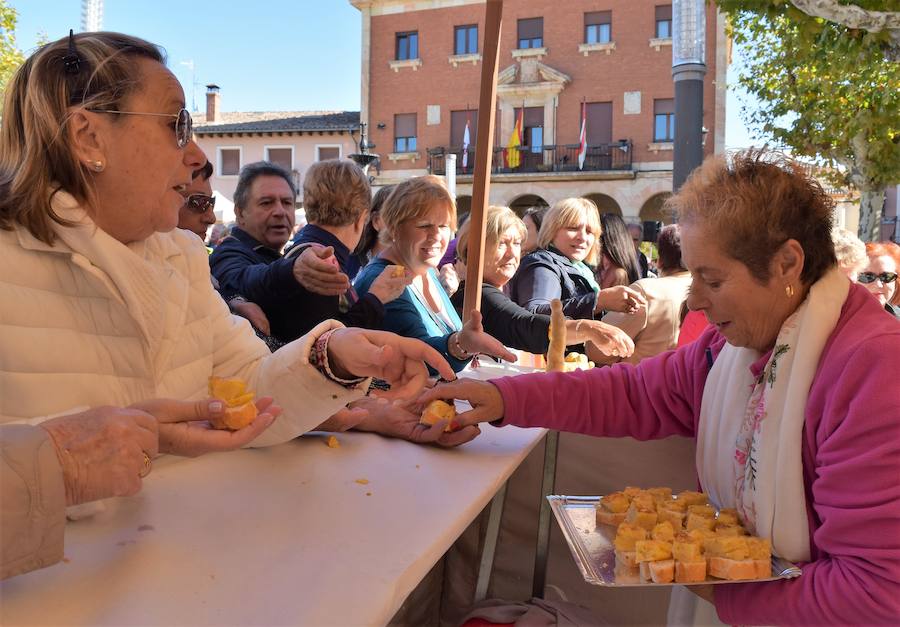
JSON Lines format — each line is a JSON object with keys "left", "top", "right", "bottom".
{"left": 857, "top": 188, "right": 886, "bottom": 242}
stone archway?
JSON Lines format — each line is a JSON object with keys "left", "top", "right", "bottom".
{"left": 639, "top": 192, "right": 673, "bottom": 224}
{"left": 583, "top": 193, "right": 622, "bottom": 216}
{"left": 509, "top": 194, "right": 549, "bottom": 217}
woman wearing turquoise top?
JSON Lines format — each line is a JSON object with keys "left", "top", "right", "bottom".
{"left": 354, "top": 176, "right": 514, "bottom": 372}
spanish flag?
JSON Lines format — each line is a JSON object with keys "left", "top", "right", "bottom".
{"left": 505, "top": 108, "right": 523, "bottom": 169}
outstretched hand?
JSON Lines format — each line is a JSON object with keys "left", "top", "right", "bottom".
{"left": 580, "top": 320, "right": 635, "bottom": 358}
{"left": 458, "top": 310, "right": 517, "bottom": 362}
{"left": 597, "top": 285, "right": 647, "bottom": 314}
{"left": 352, "top": 396, "right": 480, "bottom": 448}
{"left": 327, "top": 328, "right": 456, "bottom": 400}
{"left": 416, "top": 378, "right": 505, "bottom": 428}
{"left": 131, "top": 397, "right": 280, "bottom": 457}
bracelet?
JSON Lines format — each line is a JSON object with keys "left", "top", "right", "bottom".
{"left": 450, "top": 331, "right": 471, "bottom": 360}
{"left": 310, "top": 329, "right": 368, "bottom": 388}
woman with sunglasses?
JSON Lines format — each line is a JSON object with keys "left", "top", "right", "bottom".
{"left": 0, "top": 32, "right": 455, "bottom": 578}
{"left": 861, "top": 241, "right": 900, "bottom": 318}
{"left": 178, "top": 160, "right": 217, "bottom": 245}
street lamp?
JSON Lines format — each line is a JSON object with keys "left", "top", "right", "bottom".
{"left": 671, "top": 0, "right": 707, "bottom": 192}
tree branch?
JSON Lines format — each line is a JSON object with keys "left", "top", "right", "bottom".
{"left": 790, "top": 1, "right": 900, "bottom": 33}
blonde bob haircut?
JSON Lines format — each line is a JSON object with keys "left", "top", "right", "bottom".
{"left": 537, "top": 197, "right": 602, "bottom": 266}
{"left": 456, "top": 206, "right": 527, "bottom": 264}
{"left": 831, "top": 228, "right": 867, "bottom": 276}
{"left": 302, "top": 159, "right": 371, "bottom": 227}
{"left": 0, "top": 32, "right": 165, "bottom": 245}
{"left": 379, "top": 175, "right": 457, "bottom": 246}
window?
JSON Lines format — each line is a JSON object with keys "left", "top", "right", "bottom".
{"left": 316, "top": 146, "right": 341, "bottom": 161}
{"left": 585, "top": 11, "right": 611, "bottom": 44}
{"left": 584, "top": 102, "right": 613, "bottom": 145}
{"left": 653, "top": 99, "right": 675, "bottom": 142}
{"left": 265, "top": 146, "right": 293, "bottom": 171}
{"left": 655, "top": 5, "right": 672, "bottom": 39}
{"left": 450, "top": 110, "right": 478, "bottom": 147}
{"left": 396, "top": 31, "right": 419, "bottom": 60}
{"left": 517, "top": 18, "right": 543, "bottom": 49}
{"left": 218, "top": 147, "right": 241, "bottom": 176}
{"left": 455, "top": 25, "right": 478, "bottom": 55}
{"left": 394, "top": 113, "right": 417, "bottom": 152}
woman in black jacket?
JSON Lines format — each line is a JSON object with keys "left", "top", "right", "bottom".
{"left": 507, "top": 198, "right": 646, "bottom": 321}
{"left": 450, "top": 206, "right": 634, "bottom": 357}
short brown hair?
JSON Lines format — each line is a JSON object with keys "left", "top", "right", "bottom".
{"left": 379, "top": 175, "right": 456, "bottom": 245}
{"left": 302, "top": 160, "right": 370, "bottom": 227}
{"left": 667, "top": 149, "right": 836, "bottom": 285}
{"left": 537, "top": 197, "right": 602, "bottom": 266}
{"left": 0, "top": 32, "right": 165, "bottom": 245}
{"left": 656, "top": 224, "right": 685, "bottom": 272}
{"left": 456, "top": 205, "right": 527, "bottom": 263}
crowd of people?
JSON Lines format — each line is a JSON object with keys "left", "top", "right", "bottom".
{"left": 1, "top": 31, "right": 898, "bottom": 626}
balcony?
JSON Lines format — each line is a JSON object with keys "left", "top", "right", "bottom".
{"left": 427, "top": 141, "right": 632, "bottom": 176}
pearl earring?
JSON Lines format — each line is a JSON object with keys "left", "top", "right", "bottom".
{"left": 88, "top": 160, "right": 104, "bottom": 172}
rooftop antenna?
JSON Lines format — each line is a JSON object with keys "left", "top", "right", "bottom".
{"left": 180, "top": 60, "right": 199, "bottom": 112}
{"left": 81, "top": 0, "right": 103, "bottom": 32}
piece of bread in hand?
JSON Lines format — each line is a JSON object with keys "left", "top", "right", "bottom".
{"left": 420, "top": 399, "right": 457, "bottom": 432}
{"left": 208, "top": 377, "right": 258, "bottom": 430}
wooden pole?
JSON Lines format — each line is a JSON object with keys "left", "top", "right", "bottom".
{"left": 461, "top": 0, "right": 503, "bottom": 322}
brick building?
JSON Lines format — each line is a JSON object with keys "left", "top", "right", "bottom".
{"left": 351, "top": 0, "right": 727, "bottom": 223}
{"left": 192, "top": 85, "right": 361, "bottom": 221}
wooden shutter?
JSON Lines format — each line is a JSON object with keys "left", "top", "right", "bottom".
{"left": 517, "top": 18, "right": 543, "bottom": 41}
{"left": 220, "top": 149, "right": 240, "bottom": 176}
{"left": 585, "top": 102, "right": 612, "bottom": 145}
{"left": 585, "top": 11, "right": 611, "bottom": 26}
{"left": 394, "top": 113, "right": 417, "bottom": 138}
{"left": 654, "top": 98, "right": 675, "bottom": 115}
{"left": 450, "top": 110, "right": 478, "bottom": 146}
{"left": 267, "top": 148, "right": 292, "bottom": 170}
{"left": 655, "top": 5, "right": 672, "bottom": 21}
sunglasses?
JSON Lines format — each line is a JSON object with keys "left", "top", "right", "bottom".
{"left": 88, "top": 108, "right": 193, "bottom": 148}
{"left": 858, "top": 271, "right": 898, "bottom": 285}
{"left": 184, "top": 193, "right": 216, "bottom": 213}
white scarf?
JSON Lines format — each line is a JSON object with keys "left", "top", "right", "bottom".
{"left": 697, "top": 268, "right": 850, "bottom": 563}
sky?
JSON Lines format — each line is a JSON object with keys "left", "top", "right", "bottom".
{"left": 14, "top": 0, "right": 766, "bottom": 148}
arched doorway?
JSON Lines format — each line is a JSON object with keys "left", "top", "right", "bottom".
{"left": 584, "top": 193, "right": 622, "bottom": 216}
{"left": 509, "top": 194, "right": 549, "bottom": 217}
{"left": 639, "top": 192, "right": 673, "bottom": 224}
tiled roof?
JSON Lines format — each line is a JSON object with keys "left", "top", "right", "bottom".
{"left": 193, "top": 110, "right": 360, "bottom": 135}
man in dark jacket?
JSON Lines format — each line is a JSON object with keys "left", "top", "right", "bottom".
{"left": 210, "top": 161, "right": 406, "bottom": 344}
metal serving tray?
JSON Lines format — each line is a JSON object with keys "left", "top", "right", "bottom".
{"left": 548, "top": 495, "right": 802, "bottom": 587}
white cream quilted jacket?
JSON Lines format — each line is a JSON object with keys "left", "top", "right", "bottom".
{"left": 0, "top": 193, "right": 365, "bottom": 447}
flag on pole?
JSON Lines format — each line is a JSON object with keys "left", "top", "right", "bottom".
{"left": 462, "top": 118, "right": 471, "bottom": 169}
{"left": 577, "top": 101, "right": 587, "bottom": 170}
{"left": 505, "top": 108, "right": 523, "bottom": 168}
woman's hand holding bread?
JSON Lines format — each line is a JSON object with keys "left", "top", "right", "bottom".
{"left": 417, "top": 379, "right": 505, "bottom": 428}
{"left": 131, "top": 397, "right": 279, "bottom": 457}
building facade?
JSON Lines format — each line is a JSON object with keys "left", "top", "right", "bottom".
{"left": 352, "top": 0, "right": 727, "bottom": 223}
{"left": 193, "top": 86, "right": 361, "bottom": 221}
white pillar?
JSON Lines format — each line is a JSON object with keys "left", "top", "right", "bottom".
{"left": 446, "top": 154, "right": 457, "bottom": 200}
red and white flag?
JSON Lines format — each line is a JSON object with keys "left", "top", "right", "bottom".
{"left": 577, "top": 101, "right": 587, "bottom": 170}
{"left": 462, "top": 119, "right": 471, "bottom": 169}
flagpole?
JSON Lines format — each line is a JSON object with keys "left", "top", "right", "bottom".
{"left": 461, "top": 0, "right": 503, "bottom": 321}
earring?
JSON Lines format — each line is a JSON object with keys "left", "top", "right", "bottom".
{"left": 785, "top": 284, "right": 794, "bottom": 298}
{"left": 87, "top": 160, "right": 104, "bottom": 172}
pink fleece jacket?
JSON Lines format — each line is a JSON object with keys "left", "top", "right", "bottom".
{"left": 492, "top": 284, "right": 900, "bottom": 625}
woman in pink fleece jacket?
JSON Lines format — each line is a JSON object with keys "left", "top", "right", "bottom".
{"left": 425, "top": 150, "right": 900, "bottom": 625}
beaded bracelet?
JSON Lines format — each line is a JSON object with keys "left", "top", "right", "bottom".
{"left": 310, "top": 328, "right": 367, "bottom": 388}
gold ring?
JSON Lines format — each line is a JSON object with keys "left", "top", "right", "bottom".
{"left": 139, "top": 452, "right": 152, "bottom": 478}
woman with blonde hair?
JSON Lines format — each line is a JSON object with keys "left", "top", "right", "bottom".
{"left": 831, "top": 227, "right": 867, "bottom": 281}
{"left": 451, "top": 206, "right": 634, "bottom": 357}
{"left": 509, "top": 197, "right": 646, "bottom": 319}
{"left": 0, "top": 32, "right": 453, "bottom": 577}
{"left": 354, "top": 176, "right": 514, "bottom": 372}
